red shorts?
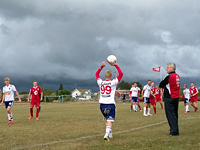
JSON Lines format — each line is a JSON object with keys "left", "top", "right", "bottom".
{"left": 30, "top": 100, "right": 40, "bottom": 107}
{"left": 190, "top": 97, "right": 197, "bottom": 103}
{"left": 156, "top": 97, "right": 161, "bottom": 102}
{"left": 150, "top": 98, "right": 156, "bottom": 105}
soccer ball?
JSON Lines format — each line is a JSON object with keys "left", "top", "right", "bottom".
{"left": 107, "top": 55, "right": 117, "bottom": 64}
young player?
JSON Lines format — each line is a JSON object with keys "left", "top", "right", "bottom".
{"left": 155, "top": 85, "right": 163, "bottom": 109}
{"left": 1, "top": 77, "right": 21, "bottom": 125}
{"left": 129, "top": 83, "right": 141, "bottom": 112}
{"left": 142, "top": 80, "right": 152, "bottom": 116}
{"left": 183, "top": 84, "right": 190, "bottom": 113}
{"left": 28, "top": 80, "right": 43, "bottom": 120}
{"left": 189, "top": 82, "right": 199, "bottom": 112}
{"left": 150, "top": 82, "right": 157, "bottom": 115}
{"left": 95, "top": 61, "right": 123, "bottom": 141}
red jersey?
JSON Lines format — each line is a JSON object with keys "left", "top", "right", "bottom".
{"left": 190, "top": 86, "right": 198, "bottom": 99}
{"left": 150, "top": 88, "right": 156, "bottom": 100}
{"left": 155, "top": 88, "right": 161, "bottom": 99}
{"left": 29, "top": 86, "right": 42, "bottom": 101}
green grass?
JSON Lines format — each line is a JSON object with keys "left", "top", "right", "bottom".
{"left": 0, "top": 101, "right": 200, "bottom": 150}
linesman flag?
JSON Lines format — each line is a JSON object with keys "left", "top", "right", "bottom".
{"left": 152, "top": 66, "right": 161, "bottom": 72}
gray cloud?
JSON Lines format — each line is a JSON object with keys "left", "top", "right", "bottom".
{"left": 0, "top": 0, "right": 200, "bottom": 91}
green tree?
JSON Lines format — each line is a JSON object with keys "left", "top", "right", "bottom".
{"left": 20, "top": 91, "right": 29, "bottom": 94}
{"left": 57, "top": 89, "right": 71, "bottom": 95}
{"left": 117, "top": 80, "right": 143, "bottom": 90}
{"left": 59, "top": 84, "right": 64, "bottom": 90}
{"left": 42, "top": 88, "right": 54, "bottom": 96}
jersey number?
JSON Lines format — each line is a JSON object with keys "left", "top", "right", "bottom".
{"left": 101, "top": 85, "right": 111, "bottom": 94}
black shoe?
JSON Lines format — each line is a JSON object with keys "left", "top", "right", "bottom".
{"left": 169, "top": 133, "right": 179, "bottom": 136}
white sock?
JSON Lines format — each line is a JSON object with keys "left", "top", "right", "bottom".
{"left": 143, "top": 107, "right": 146, "bottom": 115}
{"left": 106, "top": 126, "right": 112, "bottom": 134}
{"left": 135, "top": 105, "right": 138, "bottom": 110}
{"left": 148, "top": 108, "right": 150, "bottom": 114}
{"left": 10, "top": 113, "right": 13, "bottom": 120}
{"left": 186, "top": 105, "right": 189, "bottom": 111}
{"left": 7, "top": 114, "right": 11, "bottom": 121}
{"left": 133, "top": 105, "right": 136, "bottom": 111}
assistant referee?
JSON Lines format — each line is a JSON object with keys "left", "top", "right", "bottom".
{"left": 159, "top": 63, "right": 180, "bottom": 136}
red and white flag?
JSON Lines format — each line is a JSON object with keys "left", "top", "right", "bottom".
{"left": 152, "top": 66, "right": 161, "bottom": 72}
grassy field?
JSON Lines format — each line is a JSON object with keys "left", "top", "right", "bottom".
{"left": 0, "top": 101, "right": 200, "bottom": 150}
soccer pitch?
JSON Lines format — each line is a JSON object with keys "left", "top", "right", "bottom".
{"left": 0, "top": 101, "right": 199, "bottom": 150}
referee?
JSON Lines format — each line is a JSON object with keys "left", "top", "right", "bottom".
{"left": 159, "top": 63, "right": 180, "bottom": 136}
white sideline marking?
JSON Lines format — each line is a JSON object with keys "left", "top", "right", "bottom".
{"left": 11, "top": 117, "right": 200, "bottom": 150}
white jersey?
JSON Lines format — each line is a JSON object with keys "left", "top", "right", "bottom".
{"left": 97, "top": 78, "right": 119, "bottom": 104}
{"left": 143, "top": 84, "right": 151, "bottom": 98}
{"left": 130, "top": 87, "right": 141, "bottom": 97}
{"left": 183, "top": 88, "right": 190, "bottom": 99}
{"left": 3, "top": 84, "right": 17, "bottom": 102}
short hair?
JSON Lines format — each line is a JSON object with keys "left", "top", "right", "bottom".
{"left": 147, "top": 80, "right": 151, "bottom": 82}
{"left": 184, "top": 84, "right": 187, "bottom": 87}
{"left": 4, "top": 77, "right": 10, "bottom": 81}
{"left": 191, "top": 82, "right": 194, "bottom": 84}
{"left": 105, "top": 70, "right": 112, "bottom": 79}
{"left": 168, "top": 63, "right": 176, "bottom": 70}
{"left": 33, "top": 80, "right": 37, "bottom": 83}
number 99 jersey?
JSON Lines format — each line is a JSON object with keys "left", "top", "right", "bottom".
{"left": 97, "top": 78, "right": 119, "bottom": 104}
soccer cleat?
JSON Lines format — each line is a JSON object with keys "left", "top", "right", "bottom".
{"left": 148, "top": 114, "right": 153, "bottom": 116}
{"left": 28, "top": 116, "right": 34, "bottom": 120}
{"left": 154, "top": 113, "right": 157, "bottom": 116}
{"left": 187, "top": 111, "right": 190, "bottom": 112}
{"left": 104, "top": 133, "right": 109, "bottom": 142}
{"left": 143, "top": 114, "right": 148, "bottom": 117}
{"left": 7, "top": 121, "right": 13, "bottom": 125}
{"left": 184, "top": 111, "right": 188, "bottom": 113}
{"left": 140, "top": 110, "right": 142, "bottom": 112}
{"left": 35, "top": 117, "right": 39, "bottom": 120}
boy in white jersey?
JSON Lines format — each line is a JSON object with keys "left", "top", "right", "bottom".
{"left": 183, "top": 84, "right": 190, "bottom": 113}
{"left": 1, "top": 77, "right": 21, "bottom": 125}
{"left": 95, "top": 61, "right": 123, "bottom": 142}
{"left": 142, "top": 80, "right": 152, "bottom": 116}
{"left": 129, "top": 83, "right": 141, "bottom": 112}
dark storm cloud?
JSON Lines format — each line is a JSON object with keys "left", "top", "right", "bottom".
{"left": 0, "top": 0, "right": 200, "bottom": 91}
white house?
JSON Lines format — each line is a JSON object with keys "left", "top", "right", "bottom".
{"left": 72, "top": 89, "right": 92, "bottom": 100}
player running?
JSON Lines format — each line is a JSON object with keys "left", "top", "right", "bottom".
{"left": 155, "top": 85, "right": 163, "bottom": 109}
{"left": 189, "top": 82, "right": 199, "bottom": 112}
{"left": 1, "top": 77, "right": 21, "bottom": 125}
{"left": 28, "top": 80, "right": 43, "bottom": 120}
{"left": 142, "top": 80, "right": 152, "bottom": 116}
{"left": 183, "top": 84, "right": 190, "bottom": 113}
{"left": 95, "top": 61, "right": 123, "bottom": 142}
{"left": 150, "top": 82, "right": 157, "bottom": 115}
{"left": 129, "top": 83, "right": 141, "bottom": 112}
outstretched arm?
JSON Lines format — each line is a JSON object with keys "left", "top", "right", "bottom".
{"left": 95, "top": 62, "right": 105, "bottom": 80}
{"left": 115, "top": 64, "right": 123, "bottom": 82}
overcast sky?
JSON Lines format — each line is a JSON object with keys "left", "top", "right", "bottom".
{"left": 0, "top": 0, "right": 200, "bottom": 92}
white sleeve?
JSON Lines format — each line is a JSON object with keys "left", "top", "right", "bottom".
{"left": 143, "top": 85, "right": 147, "bottom": 90}
{"left": 112, "top": 78, "right": 119, "bottom": 86}
{"left": 12, "top": 85, "right": 17, "bottom": 92}
{"left": 97, "top": 78, "right": 102, "bottom": 86}
{"left": 3, "top": 87, "right": 5, "bottom": 93}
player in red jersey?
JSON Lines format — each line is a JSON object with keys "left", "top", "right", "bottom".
{"left": 189, "top": 82, "right": 199, "bottom": 112}
{"left": 150, "top": 82, "right": 157, "bottom": 115}
{"left": 155, "top": 85, "right": 163, "bottom": 109}
{"left": 28, "top": 80, "right": 43, "bottom": 120}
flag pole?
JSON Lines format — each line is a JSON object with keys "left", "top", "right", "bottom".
{"left": 160, "top": 66, "right": 162, "bottom": 81}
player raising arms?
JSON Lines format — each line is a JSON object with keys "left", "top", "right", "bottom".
{"left": 155, "top": 85, "right": 163, "bottom": 109}
{"left": 142, "top": 80, "right": 152, "bottom": 116}
{"left": 150, "top": 82, "right": 157, "bottom": 115}
{"left": 28, "top": 80, "right": 43, "bottom": 120}
{"left": 95, "top": 61, "right": 123, "bottom": 141}
{"left": 183, "top": 84, "right": 190, "bottom": 113}
{"left": 189, "top": 82, "right": 199, "bottom": 112}
{"left": 129, "top": 83, "right": 141, "bottom": 112}
{"left": 1, "top": 77, "right": 21, "bottom": 125}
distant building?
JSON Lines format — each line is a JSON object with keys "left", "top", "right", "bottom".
{"left": 72, "top": 88, "right": 92, "bottom": 100}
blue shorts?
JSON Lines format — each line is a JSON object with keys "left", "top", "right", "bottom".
{"left": 184, "top": 98, "right": 190, "bottom": 104}
{"left": 144, "top": 98, "right": 151, "bottom": 104}
{"left": 132, "top": 97, "right": 138, "bottom": 103}
{"left": 5, "top": 101, "right": 14, "bottom": 109}
{"left": 100, "top": 104, "right": 116, "bottom": 122}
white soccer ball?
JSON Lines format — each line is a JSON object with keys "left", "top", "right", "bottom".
{"left": 107, "top": 55, "right": 117, "bottom": 64}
